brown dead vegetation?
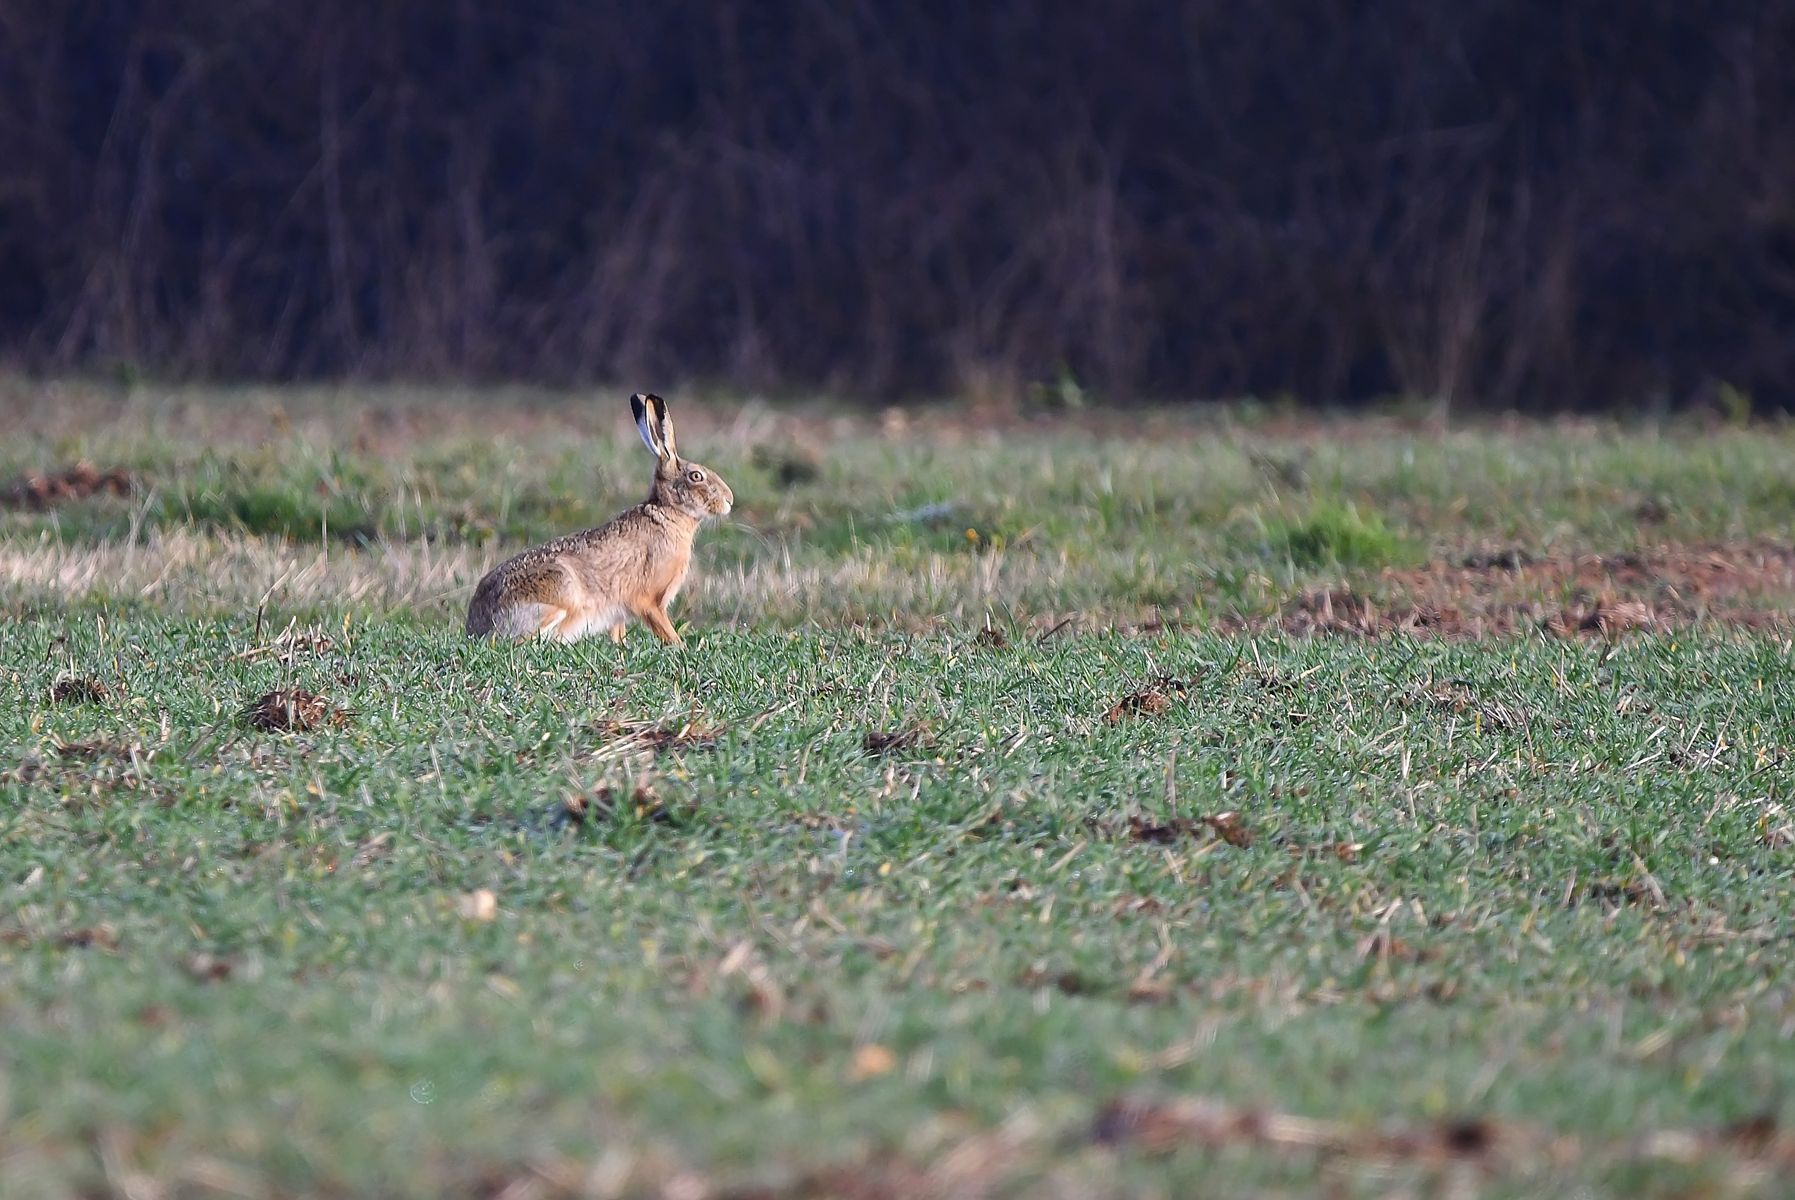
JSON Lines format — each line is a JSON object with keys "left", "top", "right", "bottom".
{"left": 1103, "top": 677, "right": 1192, "bottom": 724}
{"left": 1267, "top": 542, "right": 1795, "bottom": 638}
{"left": 589, "top": 718, "right": 721, "bottom": 754}
{"left": 48, "top": 676, "right": 111, "bottom": 704}
{"left": 345, "top": 1092, "right": 1795, "bottom": 1198}
{"left": 0, "top": 924, "right": 120, "bottom": 951}
{"left": 1403, "top": 679, "right": 1527, "bottom": 731}
{"left": 972, "top": 625, "right": 1009, "bottom": 649}
{"left": 51, "top": 739, "right": 130, "bottom": 761}
{"left": 861, "top": 727, "right": 931, "bottom": 757}
{"left": 1090, "top": 1092, "right": 1795, "bottom": 1179}
{"left": 242, "top": 689, "right": 350, "bottom": 732}
{"left": 559, "top": 783, "right": 685, "bottom": 828}
{"left": 0, "top": 462, "right": 134, "bottom": 509}
{"left": 1089, "top": 810, "right": 1256, "bottom": 850}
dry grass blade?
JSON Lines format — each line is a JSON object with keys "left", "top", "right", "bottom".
{"left": 230, "top": 623, "right": 337, "bottom": 664}
{"left": 1405, "top": 679, "right": 1525, "bottom": 731}
{"left": 589, "top": 718, "right": 721, "bottom": 754}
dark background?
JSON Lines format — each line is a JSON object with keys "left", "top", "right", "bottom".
{"left": 4, "top": 1, "right": 1792, "bottom": 409}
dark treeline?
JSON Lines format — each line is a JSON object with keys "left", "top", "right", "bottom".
{"left": 3, "top": 1, "right": 1793, "bottom": 408}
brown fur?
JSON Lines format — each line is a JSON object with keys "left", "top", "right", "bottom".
{"left": 465, "top": 395, "right": 733, "bottom": 645}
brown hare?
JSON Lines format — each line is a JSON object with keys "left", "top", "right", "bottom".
{"left": 465, "top": 393, "right": 733, "bottom": 645}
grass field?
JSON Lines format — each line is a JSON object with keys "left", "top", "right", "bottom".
{"left": 5, "top": 382, "right": 1795, "bottom": 1198}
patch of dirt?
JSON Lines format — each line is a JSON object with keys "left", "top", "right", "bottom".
{"left": 1459, "top": 545, "right": 1537, "bottom": 570}
{"left": 1104, "top": 677, "right": 1192, "bottom": 724}
{"left": 242, "top": 689, "right": 351, "bottom": 732}
{"left": 1017, "top": 964, "right": 1097, "bottom": 995}
{"left": 60, "top": 925, "right": 121, "bottom": 950}
{"left": 558, "top": 782, "right": 686, "bottom": 828}
{"left": 1276, "top": 836, "right": 1365, "bottom": 863}
{"left": 1262, "top": 542, "right": 1795, "bottom": 638}
{"left": 1091, "top": 810, "right": 1256, "bottom": 849}
{"left": 1122, "top": 815, "right": 1205, "bottom": 843}
{"left": 862, "top": 727, "right": 932, "bottom": 756}
{"left": 788, "top": 809, "right": 857, "bottom": 832}
{"left": 1277, "top": 588, "right": 1456, "bottom": 637}
{"left": 1094, "top": 1094, "right": 1495, "bottom": 1161}
{"left": 1203, "top": 811, "right": 1254, "bottom": 847}
{"left": 0, "top": 924, "right": 121, "bottom": 951}
{"left": 49, "top": 676, "right": 111, "bottom": 705}
{"left": 1089, "top": 1092, "right": 1795, "bottom": 1175}
{"left": 1579, "top": 877, "right": 1660, "bottom": 908}
{"left": 589, "top": 718, "right": 721, "bottom": 754}
{"left": 181, "top": 952, "right": 236, "bottom": 982}
{"left": 1545, "top": 597, "right": 1659, "bottom": 637}
{"left": 0, "top": 461, "right": 134, "bottom": 509}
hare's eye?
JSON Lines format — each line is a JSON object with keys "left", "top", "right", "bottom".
{"left": 687, "top": 468, "right": 705, "bottom": 483}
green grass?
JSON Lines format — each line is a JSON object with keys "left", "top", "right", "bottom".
{"left": 4, "top": 384, "right": 1795, "bottom": 1196}
{"left": 1264, "top": 499, "right": 1411, "bottom": 568}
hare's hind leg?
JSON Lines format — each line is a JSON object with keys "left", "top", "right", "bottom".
{"left": 482, "top": 602, "right": 575, "bottom": 640}
{"left": 535, "top": 606, "right": 574, "bottom": 640}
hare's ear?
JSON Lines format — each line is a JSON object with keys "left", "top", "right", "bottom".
{"left": 650, "top": 394, "right": 678, "bottom": 462}
{"left": 631, "top": 393, "right": 666, "bottom": 459}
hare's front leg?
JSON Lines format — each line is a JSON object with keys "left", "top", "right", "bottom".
{"left": 636, "top": 603, "right": 683, "bottom": 647}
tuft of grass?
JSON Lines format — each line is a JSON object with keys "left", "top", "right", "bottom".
{"left": 1269, "top": 500, "right": 1407, "bottom": 568}
{"left": 177, "top": 480, "right": 377, "bottom": 542}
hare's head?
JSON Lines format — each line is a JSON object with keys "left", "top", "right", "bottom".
{"left": 632, "top": 393, "right": 734, "bottom": 521}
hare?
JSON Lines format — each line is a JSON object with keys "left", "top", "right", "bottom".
{"left": 465, "top": 393, "right": 733, "bottom": 645}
